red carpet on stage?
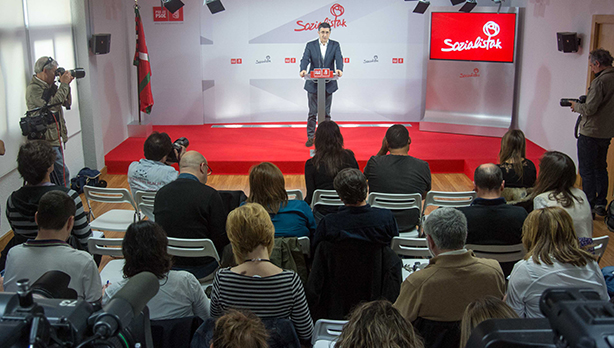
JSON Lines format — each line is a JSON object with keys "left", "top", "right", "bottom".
{"left": 105, "top": 122, "right": 547, "bottom": 179}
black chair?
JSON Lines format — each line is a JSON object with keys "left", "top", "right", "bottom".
{"left": 218, "top": 190, "right": 247, "bottom": 215}
{"left": 150, "top": 316, "right": 203, "bottom": 348}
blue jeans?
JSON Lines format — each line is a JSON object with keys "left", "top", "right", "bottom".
{"left": 577, "top": 134, "right": 611, "bottom": 208}
{"left": 52, "top": 146, "right": 70, "bottom": 188}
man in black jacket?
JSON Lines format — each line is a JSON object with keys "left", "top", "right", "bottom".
{"left": 154, "top": 151, "right": 229, "bottom": 278}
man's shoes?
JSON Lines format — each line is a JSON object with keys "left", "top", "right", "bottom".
{"left": 594, "top": 205, "right": 607, "bottom": 217}
{"left": 305, "top": 138, "right": 314, "bottom": 147}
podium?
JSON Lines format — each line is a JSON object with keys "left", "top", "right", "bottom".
{"left": 304, "top": 69, "right": 339, "bottom": 124}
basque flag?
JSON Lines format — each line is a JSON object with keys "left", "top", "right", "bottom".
{"left": 134, "top": 6, "right": 154, "bottom": 114}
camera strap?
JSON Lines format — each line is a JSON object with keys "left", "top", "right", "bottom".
{"left": 574, "top": 115, "right": 582, "bottom": 139}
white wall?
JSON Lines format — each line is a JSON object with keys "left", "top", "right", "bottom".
{"left": 515, "top": 0, "right": 614, "bottom": 163}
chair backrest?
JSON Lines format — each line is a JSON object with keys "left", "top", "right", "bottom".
{"left": 167, "top": 237, "right": 220, "bottom": 261}
{"left": 465, "top": 243, "right": 526, "bottom": 263}
{"left": 286, "top": 189, "right": 304, "bottom": 201}
{"left": 83, "top": 186, "right": 138, "bottom": 219}
{"left": 391, "top": 236, "right": 431, "bottom": 258}
{"left": 367, "top": 192, "right": 422, "bottom": 212}
{"left": 310, "top": 189, "right": 344, "bottom": 210}
{"left": 593, "top": 235, "right": 609, "bottom": 263}
{"left": 423, "top": 191, "right": 477, "bottom": 210}
{"left": 297, "top": 236, "right": 310, "bottom": 256}
{"left": 311, "top": 319, "right": 347, "bottom": 346}
{"left": 87, "top": 237, "right": 124, "bottom": 257}
{"left": 134, "top": 190, "right": 157, "bottom": 221}
{"left": 150, "top": 316, "right": 203, "bottom": 348}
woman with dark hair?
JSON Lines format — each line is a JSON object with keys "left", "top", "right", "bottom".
{"left": 506, "top": 207, "right": 608, "bottom": 318}
{"left": 335, "top": 300, "right": 423, "bottom": 348}
{"left": 531, "top": 151, "right": 592, "bottom": 243}
{"left": 246, "top": 162, "right": 315, "bottom": 237}
{"left": 304, "top": 121, "right": 358, "bottom": 221}
{"left": 102, "top": 221, "right": 209, "bottom": 320}
{"left": 496, "top": 129, "right": 536, "bottom": 188}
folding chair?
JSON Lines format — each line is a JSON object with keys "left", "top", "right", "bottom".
{"left": 134, "top": 190, "right": 157, "bottom": 221}
{"left": 311, "top": 319, "right": 347, "bottom": 347}
{"left": 391, "top": 236, "right": 431, "bottom": 258}
{"left": 88, "top": 237, "right": 125, "bottom": 286}
{"left": 167, "top": 238, "right": 220, "bottom": 287}
{"left": 368, "top": 192, "right": 422, "bottom": 237}
{"left": 310, "top": 190, "right": 344, "bottom": 210}
{"left": 421, "top": 191, "right": 476, "bottom": 233}
{"left": 465, "top": 243, "right": 526, "bottom": 263}
{"left": 593, "top": 235, "right": 610, "bottom": 263}
{"left": 286, "top": 189, "right": 304, "bottom": 201}
{"left": 297, "top": 236, "right": 310, "bottom": 256}
{"left": 83, "top": 186, "right": 140, "bottom": 232}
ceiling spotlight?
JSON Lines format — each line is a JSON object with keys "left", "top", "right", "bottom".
{"left": 413, "top": 0, "right": 430, "bottom": 14}
{"left": 162, "top": 0, "right": 184, "bottom": 14}
{"left": 459, "top": 0, "right": 477, "bottom": 12}
{"left": 450, "top": 0, "right": 465, "bottom": 5}
{"left": 204, "top": 0, "right": 225, "bottom": 14}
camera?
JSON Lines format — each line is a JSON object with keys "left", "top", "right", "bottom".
{"left": 166, "top": 137, "right": 189, "bottom": 164}
{"left": 560, "top": 95, "right": 586, "bottom": 107}
{"left": 55, "top": 67, "right": 86, "bottom": 79}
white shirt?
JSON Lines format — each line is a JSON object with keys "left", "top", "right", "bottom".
{"left": 533, "top": 187, "right": 593, "bottom": 239}
{"left": 319, "top": 40, "right": 328, "bottom": 62}
{"left": 506, "top": 256, "right": 608, "bottom": 318}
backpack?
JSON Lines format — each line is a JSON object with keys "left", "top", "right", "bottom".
{"left": 70, "top": 167, "right": 107, "bottom": 194}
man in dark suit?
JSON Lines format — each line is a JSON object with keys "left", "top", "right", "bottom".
{"left": 299, "top": 22, "right": 344, "bottom": 147}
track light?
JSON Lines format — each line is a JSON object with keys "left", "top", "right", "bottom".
{"left": 450, "top": 0, "right": 465, "bottom": 5}
{"left": 459, "top": 0, "right": 477, "bottom": 12}
{"left": 413, "top": 0, "right": 430, "bottom": 14}
{"left": 161, "top": 0, "right": 184, "bottom": 14}
{"left": 204, "top": 0, "right": 225, "bottom": 14}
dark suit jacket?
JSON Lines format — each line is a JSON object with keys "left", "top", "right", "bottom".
{"left": 300, "top": 39, "right": 343, "bottom": 94}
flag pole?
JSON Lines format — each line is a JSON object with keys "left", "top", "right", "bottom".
{"left": 135, "top": 0, "right": 141, "bottom": 124}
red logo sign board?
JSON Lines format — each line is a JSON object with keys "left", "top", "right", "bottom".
{"left": 295, "top": 4, "right": 347, "bottom": 31}
{"left": 153, "top": 7, "right": 183, "bottom": 22}
{"left": 310, "top": 69, "right": 333, "bottom": 78}
{"left": 344, "top": 58, "right": 350, "bottom": 63}
{"left": 430, "top": 12, "right": 516, "bottom": 63}
{"left": 392, "top": 58, "right": 404, "bottom": 64}
{"left": 285, "top": 58, "right": 297, "bottom": 63}
{"left": 231, "top": 58, "right": 243, "bottom": 64}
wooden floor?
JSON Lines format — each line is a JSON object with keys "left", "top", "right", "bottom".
{"left": 90, "top": 171, "right": 614, "bottom": 268}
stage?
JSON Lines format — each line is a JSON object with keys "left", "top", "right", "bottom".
{"left": 104, "top": 122, "right": 547, "bottom": 179}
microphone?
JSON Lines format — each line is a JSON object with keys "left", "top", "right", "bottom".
{"left": 92, "top": 271, "right": 159, "bottom": 339}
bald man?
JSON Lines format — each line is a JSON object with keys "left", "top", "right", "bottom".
{"left": 154, "top": 151, "right": 229, "bottom": 278}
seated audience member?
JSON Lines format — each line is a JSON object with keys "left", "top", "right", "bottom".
{"left": 335, "top": 300, "right": 424, "bottom": 348}
{"left": 210, "top": 203, "right": 314, "bottom": 342}
{"left": 459, "top": 297, "right": 518, "bottom": 348}
{"left": 127, "top": 131, "right": 183, "bottom": 194}
{"left": 246, "top": 162, "right": 315, "bottom": 237}
{"left": 364, "top": 124, "right": 431, "bottom": 232}
{"left": 4, "top": 141, "right": 91, "bottom": 267}
{"left": 506, "top": 207, "right": 608, "bottom": 318}
{"left": 530, "top": 151, "right": 592, "bottom": 246}
{"left": 103, "top": 220, "right": 209, "bottom": 320}
{"left": 304, "top": 121, "right": 359, "bottom": 222}
{"left": 210, "top": 309, "right": 269, "bottom": 348}
{"left": 458, "top": 164, "right": 527, "bottom": 276}
{"left": 394, "top": 208, "right": 505, "bottom": 348}
{"left": 497, "top": 129, "right": 536, "bottom": 190}
{"left": 311, "top": 168, "right": 398, "bottom": 252}
{"left": 154, "top": 151, "right": 228, "bottom": 278}
{"left": 4, "top": 191, "right": 101, "bottom": 303}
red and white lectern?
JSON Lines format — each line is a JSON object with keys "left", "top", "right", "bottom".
{"left": 305, "top": 68, "right": 339, "bottom": 124}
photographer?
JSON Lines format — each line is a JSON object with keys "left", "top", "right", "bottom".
{"left": 26, "top": 56, "right": 74, "bottom": 187}
{"left": 569, "top": 48, "right": 614, "bottom": 217}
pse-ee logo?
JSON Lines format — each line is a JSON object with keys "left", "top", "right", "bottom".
{"left": 460, "top": 68, "right": 480, "bottom": 78}
{"left": 442, "top": 21, "right": 502, "bottom": 52}
{"left": 285, "top": 58, "right": 297, "bottom": 63}
{"left": 344, "top": 57, "right": 349, "bottom": 63}
{"left": 392, "top": 58, "right": 404, "bottom": 64}
{"left": 295, "top": 4, "right": 348, "bottom": 31}
{"left": 230, "top": 58, "right": 243, "bottom": 64}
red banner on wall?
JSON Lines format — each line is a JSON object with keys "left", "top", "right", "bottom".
{"left": 430, "top": 12, "right": 516, "bottom": 63}
{"left": 153, "top": 7, "right": 184, "bottom": 22}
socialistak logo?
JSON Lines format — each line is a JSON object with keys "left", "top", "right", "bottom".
{"left": 230, "top": 58, "right": 243, "bottom": 64}
{"left": 442, "top": 21, "right": 502, "bottom": 52}
{"left": 295, "top": 4, "right": 347, "bottom": 32}
{"left": 256, "top": 56, "right": 272, "bottom": 64}
{"left": 364, "top": 55, "right": 379, "bottom": 64}
{"left": 285, "top": 58, "right": 297, "bottom": 63}
{"left": 460, "top": 68, "right": 480, "bottom": 78}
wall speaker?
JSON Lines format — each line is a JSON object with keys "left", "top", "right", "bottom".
{"left": 206, "top": 0, "right": 225, "bottom": 14}
{"left": 90, "top": 34, "right": 111, "bottom": 55}
{"left": 163, "top": 0, "right": 184, "bottom": 14}
{"left": 557, "top": 32, "right": 581, "bottom": 53}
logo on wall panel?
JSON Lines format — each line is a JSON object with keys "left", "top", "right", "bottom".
{"left": 344, "top": 58, "right": 350, "bottom": 63}
{"left": 285, "top": 58, "right": 297, "bottom": 63}
{"left": 256, "top": 56, "right": 272, "bottom": 64}
{"left": 460, "top": 68, "right": 480, "bottom": 78}
{"left": 363, "top": 55, "right": 379, "bottom": 64}
{"left": 392, "top": 58, "right": 404, "bottom": 64}
{"left": 231, "top": 58, "right": 243, "bottom": 64}
{"left": 153, "top": 7, "right": 183, "bottom": 22}
{"left": 442, "top": 21, "right": 502, "bottom": 52}
{"left": 295, "top": 3, "right": 347, "bottom": 32}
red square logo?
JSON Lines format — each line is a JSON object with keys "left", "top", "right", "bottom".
{"left": 399, "top": 58, "right": 404, "bottom": 64}
{"left": 237, "top": 58, "right": 242, "bottom": 64}
{"left": 169, "top": 8, "right": 183, "bottom": 21}
{"left": 291, "top": 58, "right": 296, "bottom": 63}
{"left": 392, "top": 58, "right": 398, "bottom": 64}
{"left": 285, "top": 58, "right": 290, "bottom": 63}
{"left": 231, "top": 59, "right": 237, "bottom": 64}
{"left": 344, "top": 58, "right": 350, "bottom": 63}
{"left": 153, "top": 7, "right": 168, "bottom": 21}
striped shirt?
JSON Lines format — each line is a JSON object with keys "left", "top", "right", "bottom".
{"left": 210, "top": 268, "right": 314, "bottom": 341}
{"left": 6, "top": 185, "right": 92, "bottom": 246}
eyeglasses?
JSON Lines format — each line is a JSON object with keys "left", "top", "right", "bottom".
{"left": 202, "top": 162, "right": 213, "bottom": 175}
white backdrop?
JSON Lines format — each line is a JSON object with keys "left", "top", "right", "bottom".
{"left": 199, "top": 0, "right": 427, "bottom": 124}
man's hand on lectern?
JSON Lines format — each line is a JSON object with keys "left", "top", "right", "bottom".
{"left": 336, "top": 70, "right": 343, "bottom": 77}
{"left": 300, "top": 70, "right": 307, "bottom": 77}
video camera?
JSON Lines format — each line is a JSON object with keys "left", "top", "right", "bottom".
{"left": 166, "top": 137, "right": 189, "bottom": 164}
{"left": 467, "top": 288, "right": 614, "bottom": 348}
{"left": 0, "top": 272, "right": 159, "bottom": 348}
{"left": 560, "top": 95, "right": 587, "bottom": 107}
